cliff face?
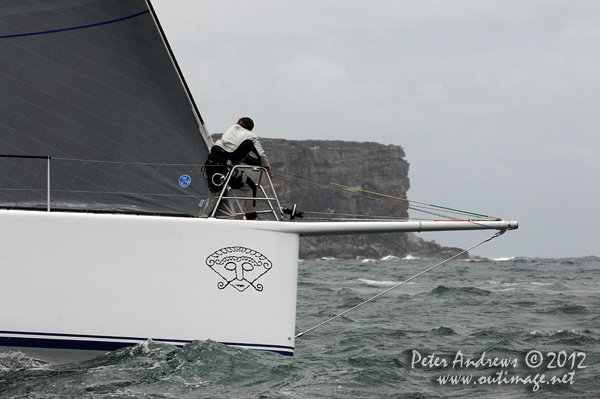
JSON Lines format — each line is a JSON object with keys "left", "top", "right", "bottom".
{"left": 258, "top": 138, "right": 467, "bottom": 260}
{"left": 262, "top": 139, "right": 409, "bottom": 219}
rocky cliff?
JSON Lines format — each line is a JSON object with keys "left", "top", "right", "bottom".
{"left": 258, "top": 138, "right": 468, "bottom": 260}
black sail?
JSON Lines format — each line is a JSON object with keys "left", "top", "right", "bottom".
{"left": 0, "top": 0, "right": 211, "bottom": 215}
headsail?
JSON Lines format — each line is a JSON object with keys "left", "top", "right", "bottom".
{"left": 0, "top": 0, "right": 211, "bottom": 215}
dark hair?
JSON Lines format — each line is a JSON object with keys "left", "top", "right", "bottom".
{"left": 237, "top": 117, "right": 254, "bottom": 131}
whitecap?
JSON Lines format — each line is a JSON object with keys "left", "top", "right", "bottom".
{"left": 493, "top": 257, "right": 515, "bottom": 261}
{"left": 530, "top": 330, "right": 551, "bottom": 336}
{"left": 382, "top": 255, "right": 400, "bottom": 261}
{"left": 487, "top": 281, "right": 518, "bottom": 286}
{"left": 358, "top": 278, "right": 399, "bottom": 287}
{"left": 529, "top": 329, "right": 588, "bottom": 336}
{"left": 0, "top": 352, "right": 49, "bottom": 372}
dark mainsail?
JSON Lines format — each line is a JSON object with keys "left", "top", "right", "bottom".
{"left": 0, "top": 0, "right": 211, "bottom": 216}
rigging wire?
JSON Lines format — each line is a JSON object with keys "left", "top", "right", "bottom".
{"left": 32, "top": 157, "right": 498, "bottom": 224}
{"left": 330, "top": 182, "right": 499, "bottom": 220}
{"left": 295, "top": 228, "right": 507, "bottom": 339}
{"left": 273, "top": 173, "right": 420, "bottom": 217}
{"left": 274, "top": 170, "right": 500, "bottom": 222}
{"left": 46, "top": 157, "right": 491, "bottom": 221}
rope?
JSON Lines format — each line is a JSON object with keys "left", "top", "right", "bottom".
{"left": 274, "top": 171, "right": 506, "bottom": 231}
{"left": 274, "top": 173, "right": 448, "bottom": 220}
{"left": 295, "top": 229, "right": 507, "bottom": 338}
{"left": 274, "top": 170, "right": 500, "bottom": 221}
{"left": 329, "top": 182, "right": 499, "bottom": 220}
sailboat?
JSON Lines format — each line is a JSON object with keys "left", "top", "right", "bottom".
{"left": 0, "top": 0, "right": 517, "bottom": 358}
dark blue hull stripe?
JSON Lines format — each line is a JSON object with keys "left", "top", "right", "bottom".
{"left": 0, "top": 331, "right": 294, "bottom": 356}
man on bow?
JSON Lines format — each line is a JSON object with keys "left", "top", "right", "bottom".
{"left": 199, "top": 117, "right": 272, "bottom": 219}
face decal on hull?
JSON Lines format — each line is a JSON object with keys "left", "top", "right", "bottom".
{"left": 206, "top": 247, "right": 272, "bottom": 292}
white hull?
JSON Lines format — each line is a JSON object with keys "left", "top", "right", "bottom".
{"left": 0, "top": 209, "right": 516, "bottom": 357}
{"left": 0, "top": 210, "right": 300, "bottom": 356}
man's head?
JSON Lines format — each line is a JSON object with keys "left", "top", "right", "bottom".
{"left": 237, "top": 117, "right": 254, "bottom": 131}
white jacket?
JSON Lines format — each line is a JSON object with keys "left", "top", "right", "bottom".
{"left": 213, "top": 124, "right": 269, "bottom": 167}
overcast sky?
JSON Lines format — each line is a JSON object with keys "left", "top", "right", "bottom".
{"left": 151, "top": 0, "right": 599, "bottom": 259}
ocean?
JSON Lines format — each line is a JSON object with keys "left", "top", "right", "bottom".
{"left": 0, "top": 256, "right": 598, "bottom": 398}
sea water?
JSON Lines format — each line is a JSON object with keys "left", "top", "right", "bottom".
{"left": 0, "top": 256, "right": 598, "bottom": 398}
